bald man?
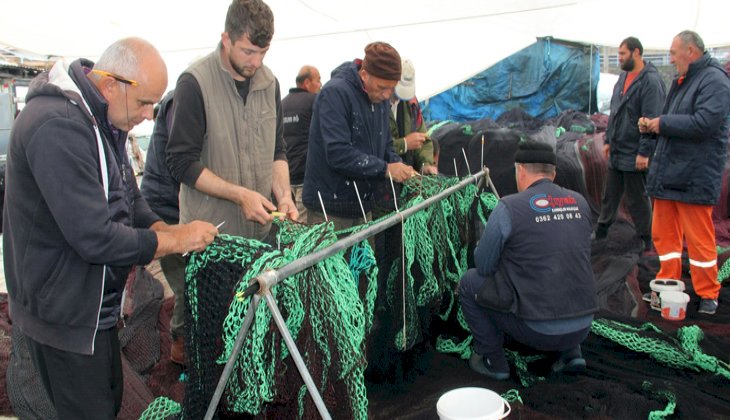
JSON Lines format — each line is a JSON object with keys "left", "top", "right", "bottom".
{"left": 3, "top": 37, "right": 217, "bottom": 418}
{"left": 282, "top": 65, "right": 321, "bottom": 220}
{"left": 640, "top": 30, "right": 730, "bottom": 316}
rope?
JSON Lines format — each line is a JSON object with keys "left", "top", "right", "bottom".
{"left": 642, "top": 381, "right": 676, "bottom": 420}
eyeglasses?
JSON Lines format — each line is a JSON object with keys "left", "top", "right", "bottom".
{"left": 91, "top": 69, "right": 138, "bottom": 86}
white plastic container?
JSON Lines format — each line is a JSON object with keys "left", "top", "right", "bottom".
{"left": 437, "top": 387, "right": 511, "bottom": 420}
{"left": 660, "top": 291, "right": 690, "bottom": 321}
{"left": 649, "top": 279, "right": 685, "bottom": 311}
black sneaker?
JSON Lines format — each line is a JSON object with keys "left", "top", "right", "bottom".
{"left": 698, "top": 299, "right": 718, "bottom": 315}
{"left": 551, "top": 357, "right": 587, "bottom": 374}
{"left": 642, "top": 292, "right": 662, "bottom": 311}
{"left": 469, "top": 352, "right": 510, "bottom": 380}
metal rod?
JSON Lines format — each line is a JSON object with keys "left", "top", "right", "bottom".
{"left": 353, "top": 181, "right": 368, "bottom": 224}
{"left": 481, "top": 134, "right": 485, "bottom": 169}
{"left": 388, "top": 171, "right": 400, "bottom": 212}
{"left": 204, "top": 294, "right": 261, "bottom": 420}
{"left": 206, "top": 169, "right": 491, "bottom": 417}
{"left": 483, "top": 166, "right": 501, "bottom": 199}
{"left": 250, "top": 169, "right": 488, "bottom": 292}
{"left": 461, "top": 148, "right": 471, "bottom": 176}
{"left": 317, "top": 191, "right": 329, "bottom": 222}
{"left": 264, "top": 292, "right": 333, "bottom": 420}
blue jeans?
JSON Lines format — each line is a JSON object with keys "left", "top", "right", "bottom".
{"left": 459, "top": 268, "right": 590, "bottom": 366}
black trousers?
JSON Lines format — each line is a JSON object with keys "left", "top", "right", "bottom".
{"left": 597, "top": 167, "right": 652, "bottom": 239}
{"left": 26, "top": 328, "right": 123, "bottom": 420}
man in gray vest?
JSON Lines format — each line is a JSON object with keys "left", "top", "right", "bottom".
{"left": 167, "top": 0, "right": 297, "bottom": 246}
{"left": 458, "top": 140, "right": 598, "bottom": 380}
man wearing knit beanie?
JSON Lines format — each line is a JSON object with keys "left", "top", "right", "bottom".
{"left": 302, "top": 42, "right": 418, "bottom": 229}
{"left": 458, "top": 139, "right": 598, "bottom": 380}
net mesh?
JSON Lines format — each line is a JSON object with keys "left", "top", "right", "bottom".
{"left": 138, "top": 175, "right": 495, "bottom": 419}
{"left": 132, "top": 113, "right": 729, "bottom": 419}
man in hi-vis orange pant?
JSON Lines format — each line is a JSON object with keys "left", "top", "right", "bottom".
{"left": 640, "top": 30, "right": 730, "bottom": 315}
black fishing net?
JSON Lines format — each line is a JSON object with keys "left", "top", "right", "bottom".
{"left": 2, "top": 108, "right": 728, "bottom": 419}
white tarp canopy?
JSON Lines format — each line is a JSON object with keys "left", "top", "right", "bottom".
{"left": 1, "top": 0, "right": 728, "bottom": 101}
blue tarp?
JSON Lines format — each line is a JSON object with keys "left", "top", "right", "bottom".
{"left": 422, "top": 37, "right": 600, "bottom": 122}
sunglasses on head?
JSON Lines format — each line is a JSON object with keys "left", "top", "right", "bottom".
{"left": 91, "top": 69, "right": 138, "bottom": 86}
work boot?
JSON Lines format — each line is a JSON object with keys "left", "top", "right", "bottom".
{"left": 170, "top": 336, "right": 186, "bottom": 366}
{"left": 551, "top": 346, "right": 586, "bottom": 374}
{"left": 469, "top": 352, "right": 510, "bottom": 380}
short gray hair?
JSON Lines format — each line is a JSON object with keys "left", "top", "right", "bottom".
{"left": 92, "top": 38, "right": 146, "bottom": 81}
{"left": 676, "top": 30, "right": 705, "bottom": 52}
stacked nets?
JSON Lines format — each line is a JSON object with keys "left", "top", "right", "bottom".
{"left": 141, "top": 175, "right": 495, "bottom": 419}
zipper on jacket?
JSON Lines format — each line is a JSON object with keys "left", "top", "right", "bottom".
{"left": 76, "top": 86, "right": 110, "bottom": 355}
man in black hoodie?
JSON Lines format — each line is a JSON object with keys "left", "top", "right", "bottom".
{"left": 3, "top": 38, "right": 218, "bottom": 419}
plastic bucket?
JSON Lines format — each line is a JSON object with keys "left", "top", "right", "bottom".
{"left": 660, "top": 291, "right": 690, "bottom": 321}
{"left": 649, "top": 279, "right": 685, "bottom": 311}
{"left": 437, "top": 387, "right": 511, "bottom": 420}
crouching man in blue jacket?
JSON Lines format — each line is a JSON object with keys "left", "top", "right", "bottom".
{"left": 3, "top": 38, "right": 219, "bottom": 419}
{"left": 459, "top": 140, "right": 598, "bottom": 380}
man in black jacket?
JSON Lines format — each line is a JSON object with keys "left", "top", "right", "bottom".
{"left": 3, "top": 38, "right": 217, "bottom": 419}
{"left": 140, "top": 90, "right": 190, "bottom": 365}
{"left": 459, "top": 141, "right": 597, "bottom": 380}
{"left": 595, "top": 37, "right": 665, "bottom": 250}
{"left": 282, "top": 65, "right": 321, "bottom": 221}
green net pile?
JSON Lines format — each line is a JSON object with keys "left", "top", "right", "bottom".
{"left": 138, "top": 168, "right": 729, "bottom": 419}
{"left": 140, "top": 175, "right": 497, "bottom": 419}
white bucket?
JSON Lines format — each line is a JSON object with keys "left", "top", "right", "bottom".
{"left": 649, "top": 279, "right": 685, "bottom": 311}
{"left": 437, "top": 387, "right": 511, "bottom": 420}
{"left": 660, "top": 291, "right": 690, "bottom": 321}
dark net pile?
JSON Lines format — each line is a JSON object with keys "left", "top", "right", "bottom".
{"left": 139, "top": 174, "right": 495, "bottom": 419}
{"left": 2, "top": 109, "right": 728, "bottom": 419}
{"left": 365, "top": 110, "right": 728, "bottom": 419}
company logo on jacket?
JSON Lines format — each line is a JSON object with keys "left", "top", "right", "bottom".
{"left": 529, "top": 193, "right": 578, "bottom": 213}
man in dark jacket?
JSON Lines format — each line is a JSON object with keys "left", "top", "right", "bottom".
{"left": 3, "top": 38, "right": 218, "bottom": 419}
{"left": 459, "top": 141, "right": 598, "bottom": 380}
{"left": 595, "top": 37, "right": 665, "bottom": 250}
{"left": 282, "top": 65, "right": 321, "bottom": 221}
{"left": 640, "top": 30, "right": 730, "bottom": 315}
{"left": 303, "top": 42, "right": 417, "bottom": 229}
{"left": 139, "top": 90, "right": 189, "bottom": 365}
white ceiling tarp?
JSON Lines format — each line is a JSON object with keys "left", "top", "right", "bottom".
{"left": 1, "top": 0, "right": 728, "bottom": 100}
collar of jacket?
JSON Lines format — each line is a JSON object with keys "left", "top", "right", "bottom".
{"left": 67, "top": 58, "right": 126, "bottom": 145}
{"left": 683, "top": 53, "right": 713, "bottom": 81}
